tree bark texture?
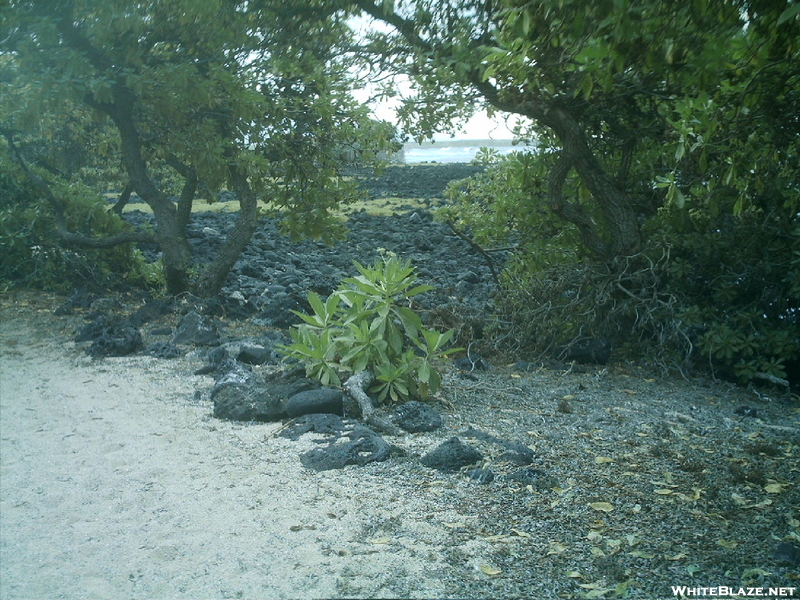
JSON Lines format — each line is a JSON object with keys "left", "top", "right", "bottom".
{"left": 107, "top": 93, "right": 193, "bottom": 295}
{"left": 472, "top": 80, "right": 642, "bottom": 258}
{"left": 541, "top": 107, "right": 641, "bottom": 256}
{"left": 165, "top": 155, "right": 197, "bottom": 231}
{"left": 195, "top": 164, "right": 260, "bottom": 296}
{"left": 111, "top": 183, "right": 134, "bottom": 216}
{"left": 547, "top": 154, "right": 611, "bottom": 259}
{"left": 56, "top": 15, "right": 194, "bottom": 295}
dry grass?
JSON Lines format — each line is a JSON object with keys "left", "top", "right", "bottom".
{"left": 112, "top": 195, "right": 437, "bottom": 219}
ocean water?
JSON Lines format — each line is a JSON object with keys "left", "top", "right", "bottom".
{"left": 402, "top": 144, "right": 517, "bottom": 164}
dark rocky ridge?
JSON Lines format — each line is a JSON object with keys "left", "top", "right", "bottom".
{"left": 123, "top": 164, "right": 497, "bottom": 328}
{"left": 344, "top": 164, "right": 485, "bottom": 199}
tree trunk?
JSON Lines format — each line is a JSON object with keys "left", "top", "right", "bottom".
{"left": 548, "top": 154, "right": 611, "bottom": 259}
{"left": 111, "top": 182, "right": 134, "bottom": 216}
{"left": 543, "top": 107, "right": 641, "bottom": 256}
{"left": 473, "top": 80, "right": 642, "bottom": 258}
{"left": 165, "top": 155, "right": 197, "bottom": 230}
{"left": 57, "top": 15, "right": 193, "bottom": 295}
{"left": 194, "top": 163, "right": 259, "bottom": 296}
{"left": 112, "top": 108, "right": 192, "bottom": 295}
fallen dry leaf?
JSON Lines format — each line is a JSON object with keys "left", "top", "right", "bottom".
{"left": 369, "top": 537, "right": 391, "bottom": 545}
{"left": 548, "top": 542, "right": 568, "bottom": 555}
{"left": 511, "top": 529, "right": 531, "bottom": 538}
{"left": 667, "top": 553, "right": 687, "bottom": 561}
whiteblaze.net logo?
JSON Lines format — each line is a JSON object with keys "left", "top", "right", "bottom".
{"left": 671, "top": 586, "right": 797, "bottom": 597}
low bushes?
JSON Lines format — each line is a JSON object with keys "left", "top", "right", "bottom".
{"left": 279, "top": 253, "right": 459, "bottom": 403}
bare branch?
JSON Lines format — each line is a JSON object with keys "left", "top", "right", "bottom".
{"left": 445, "top": 223, "right": 501, "bottom": 285}
{"left": 343, "top": 370, "right": 403, "bottom": 436}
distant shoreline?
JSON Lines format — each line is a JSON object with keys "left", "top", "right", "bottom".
{"left": 403, "top": 138, "right": 523, "bottom": 149}
{"left": 399, "top": 139, "right": 530, "bottom": 163}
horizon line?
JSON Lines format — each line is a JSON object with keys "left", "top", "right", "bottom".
{"left": 403, "top": 138, "right": 531, "bottom": 148}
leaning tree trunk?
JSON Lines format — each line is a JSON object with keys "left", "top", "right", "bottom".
{"left": 473, "top": 79, "right": 642, "bottom": 259}
{"left": 543, "top": 107, "right": 641, "bottom": 257}
{"left": 194, "top": 163, "right": 260, "bottom": 296}
{"left": 113, "top": 106, "right": 193, "bottom": 295}
{"left": 547, "top": 153, "right": 612, "bottom": 259}
{"left": 57, "top": 15, "right": 195, "bottom": 295}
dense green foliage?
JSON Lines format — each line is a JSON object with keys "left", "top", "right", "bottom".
{"left": 354, "top": 0, "right": 800, "bottom": 382}
{"left": 443, "top": 155, "right": 799, "bottom": 380}
{"left": 1, "top": 0, "right": 797, "bottom": 383}
{"left": 2, "top": 0, "right": 396, "bottom": 295}
{"left": 650, "top": 208, "right": 799, "bottom": 381}
{"left": 280, "top": 254, "right": 459, "bottom": 403}
{"left": 0, "top": 146, "right": 158, "bottom": 291}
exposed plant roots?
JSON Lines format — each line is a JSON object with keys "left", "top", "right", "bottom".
{"left": 344, "top": 370, "right": 403, "bottom": 436}
{"left": 487, "top": 249, "right": 693, "bottom": 375}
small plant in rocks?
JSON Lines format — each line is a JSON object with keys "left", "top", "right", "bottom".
{"left": 279, "top": 252, "right": 460, "bottom": 403}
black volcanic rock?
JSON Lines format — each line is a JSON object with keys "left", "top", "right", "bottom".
{"left": 122, "top": 166, "right": 500, "bottom": 334}
{"left": 172, "top": 311, "right": 219, "bottom": 346}
{"left": 211, "top": 368, "right": 319, "bottom": 422}
{"left": 420, "top": 437, "right": 483, "bottom": 472}
{"left": 563, "top": 338, "right": 611, "bottom": 365}
{"left": 278, "top": 414, "right": 392, "bottom": 471}
{"left": 392, "top": 401, "right": 443, "bottom": 433}
{"left": 299, "top": 425, "right": 392, "bottom": 471}
{"left": 285, "top": 388, "right": 344, "bottom": 418}
{"left": 88, "top": 324, "right": 143, "bottom": 358}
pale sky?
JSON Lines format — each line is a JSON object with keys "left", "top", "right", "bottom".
{"left": 353, "top": 84, "right": 522, "bottom": 141}
{"left": 349, "top": 14, "right": 522, "bottom": 141}
{"left": 433, "top": 112, "right": 520, "bottom": 141}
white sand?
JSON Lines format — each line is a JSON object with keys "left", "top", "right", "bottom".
{"left": 0, "top": 313, "right": 468, "bottom": 599}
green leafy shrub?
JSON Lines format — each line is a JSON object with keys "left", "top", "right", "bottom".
{"left": 0, "top": 152, "right": 157, "bottom": 292}
{"left": 439, "top": 150, "right": 584, "bottom": 274}
{"left": 438, "top": 153, "right": 799, "bottom": 384}
{"left": 646, "top": 206, "right": 800, "bottom": 382}
{"left": 279, "top": 253, "right": 460, "bottom": 403}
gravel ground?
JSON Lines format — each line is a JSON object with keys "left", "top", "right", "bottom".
{"left": 1, "top": 292, "right": 798, "bottom": 600}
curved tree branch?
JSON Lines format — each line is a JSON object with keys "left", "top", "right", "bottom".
{"left": 445, "top": 223, "right": 501, "bottom": 284}
{"left": 111, "top": 182, "right": 135, "bottom": 216}
{"left": 353, "top": 0, "right": 641, "bottom": 258}
{"left": 473, "top": 78, "right": 642, "bottom": 255}
{"left": 193, "top": 160, "right": 259, "bottom": 295}
{"left": 343, "top": 370, "right": 403, "bottom": 436}
{"left": 165, "top": 154, "right": 197, "bottom": 230}
{"left": 53, "top": 8, "right": 193, "bottom": 293}
{"left": 3, "top": 129, "right": 155, "bottom": 248}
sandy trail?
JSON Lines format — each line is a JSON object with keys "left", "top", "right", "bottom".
{"left": 0, "top": 309, "right": 455, "bottom": 599}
